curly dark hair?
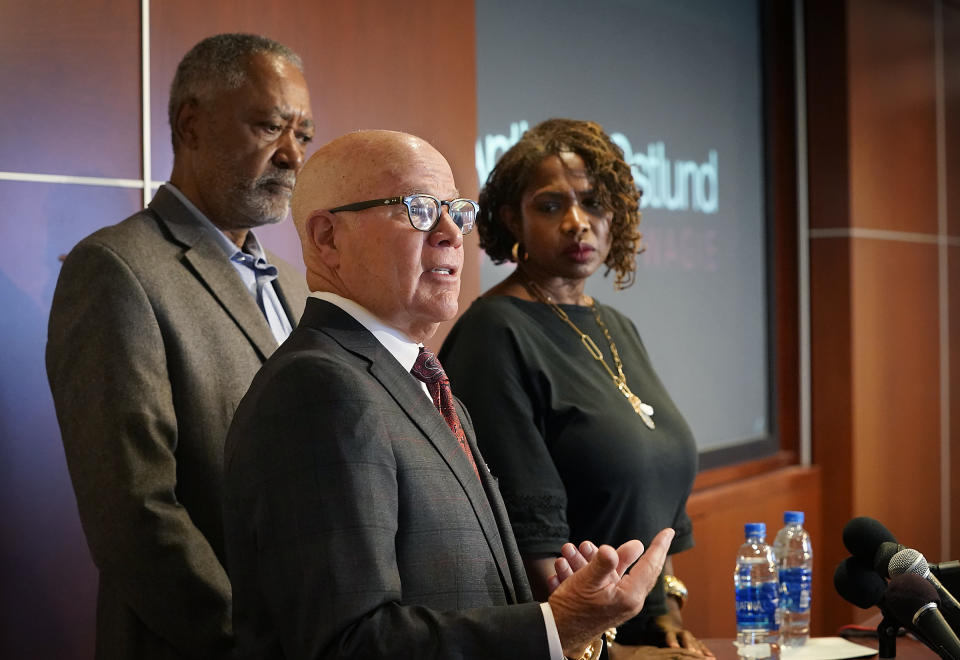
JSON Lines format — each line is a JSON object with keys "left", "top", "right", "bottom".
{"left": 478, "top": 118, "right": 642, "bottom": 289}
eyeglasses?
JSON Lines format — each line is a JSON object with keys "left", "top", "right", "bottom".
{"left": 329, "top": 194, "right": 478, "bottom": 234}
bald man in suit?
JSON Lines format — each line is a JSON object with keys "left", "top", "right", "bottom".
{"left": 223, "top": 129, "right": 675, "bottom": 659}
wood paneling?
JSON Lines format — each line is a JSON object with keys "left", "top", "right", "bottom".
{"left": 951, "top": 246, "right": 960, "bottom": 558}
{"left": 672, "top": 467, "right": 822, "bottom": 638}
{"left": 947, "top": 2, "right": 960, "bottom": 238}
{"left": 848, "top": 0, "right": 938, "bottom": 234}
{"left": 0, "top": 0, "right": 141, "bottom": 177}
{"left": 809, "top": 236, "right": 857, "bottom": 631}
{"left": 805, "top": 0, "right": 957, "bottom": 636}
{"left": 850, "top": 239, "right": 941, "bottom": 554}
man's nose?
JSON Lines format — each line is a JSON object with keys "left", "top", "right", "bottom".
{"left": 428, "top": 209, "right": 464, "bottom": 249}
{"left": 272, "top": 129, "right": 306, "bottom": 170}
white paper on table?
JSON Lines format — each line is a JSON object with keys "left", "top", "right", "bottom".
{"left": 778, "top": 637, "right": 878, "bottom": 659}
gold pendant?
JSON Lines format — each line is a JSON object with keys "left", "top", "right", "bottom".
{"left": 620, "top": 385, "right": 655, "bottom": 429}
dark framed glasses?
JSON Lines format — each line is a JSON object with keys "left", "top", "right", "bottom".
{"left": 329, "top": 194, "right": 478, "bottom": 234}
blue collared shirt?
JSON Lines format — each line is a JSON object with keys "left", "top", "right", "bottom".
{"left": 165, "top": 184, "right": 293, "bottom": 345}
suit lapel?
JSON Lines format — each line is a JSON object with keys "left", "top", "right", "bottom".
{"left": 149, "top": 186, "right": 279, "bottom": 361}
{"left": 303, "top": 299, "right": 520, "bottom": 603}
{"left": 458, "top": 403, "right": 526, "bottom": 604}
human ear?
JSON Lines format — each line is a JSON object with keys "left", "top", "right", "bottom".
{"left": 173, "top": 100, "right": 201, "bottom": 150}
{"left": 500, "top": 205, "right": 522, "bottom": 240}
{"left": 306, "top": 210, "right": 339, "bottom": 269}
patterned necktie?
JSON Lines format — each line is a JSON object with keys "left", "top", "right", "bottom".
{"left": 411, "top": 347, "right": 481, "bottom": 481}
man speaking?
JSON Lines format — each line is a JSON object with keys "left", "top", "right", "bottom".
{"left": 222, "top": 129, "right": 674, "bottom": 658}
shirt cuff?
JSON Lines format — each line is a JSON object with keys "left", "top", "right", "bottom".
{"left": 540, "top": 602, "right": 564, "bottom": 660}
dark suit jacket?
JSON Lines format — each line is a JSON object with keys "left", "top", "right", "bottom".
{"left": 223, "top": 298, "right": 551, "bottom": 659}
{"left": 46, "top": 185, "right": 308, "bottom": 660}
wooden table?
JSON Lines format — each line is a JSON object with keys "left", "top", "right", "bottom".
{"left": 699, "top": 636, "right": 937, "bottom": 659}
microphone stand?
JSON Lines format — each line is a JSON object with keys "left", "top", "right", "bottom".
{"left": 878, "top": 615, "right": 899, "bottom": 658}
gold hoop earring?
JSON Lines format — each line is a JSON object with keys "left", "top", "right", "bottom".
{"left": 511, "top": 242, "right": 528, "bottom": 263}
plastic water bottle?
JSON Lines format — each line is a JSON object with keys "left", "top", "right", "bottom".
{"left": 735, "top": 522, "right": 780, "bottom": 659}
{"left": 774, "top": 511, "right": 813, "bottom": 647}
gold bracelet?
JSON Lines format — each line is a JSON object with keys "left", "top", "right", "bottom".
{"left": 565, "top": 628, "right": 617, "bottom": 660}
{"left": 663, "top": 574, "right": 688, "bottom": 609}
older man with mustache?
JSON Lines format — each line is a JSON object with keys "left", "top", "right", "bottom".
{"left": 46, "top": 33, "right": 312, "bottom": 660}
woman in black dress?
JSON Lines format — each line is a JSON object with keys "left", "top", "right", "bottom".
{"left": 440, "top": 118, "right": 712, "bottom": 658}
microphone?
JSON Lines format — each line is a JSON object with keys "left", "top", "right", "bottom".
{"left": 843, "top": 517, "right": 905, "bottom": 575}
{"left": 932, "top": 561, "right": 960, "bottom": 593}
{"left": 834, "top": 557, "right": 901, "bottom": 658}
{"left": 843, "top": 516, "right": 896, "bottom": 559}
{"left": 889, "top": 548, "right": 960, "bottom": 634}
{"left": 885, "top": 573, "right": 960, "bottom": 660}
{"left": 875, "top": 541, "right": 907, "bottom": 577}
{"left": 834, "top": 556, "right": 887, "bottom": 608}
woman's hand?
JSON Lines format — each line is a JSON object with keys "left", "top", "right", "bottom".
{"left": 644, "top": 613, "right": 714, "bottom": 657}
{"left": 608, "top": 643, "right": 706, "bottom": 659}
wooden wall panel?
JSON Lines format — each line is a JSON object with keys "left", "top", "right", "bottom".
{"left": 0, "top": 0, "right": 141, "bottom": 177}
{"left": 809, "top": 236, "right": 857, "bottom": 631}
{"left": 944, "top": 1, "right": 960, "bottom": 237}
{"left": 672, "top": 467, "right": 823, "bottom": 638}
{"left": 951, "top": 246, "right": 960, "bottom": 558}
{"left": 943, "top": 1, "right": 959, "bottom": 560}
{"left": 850, "top": 239, "right": 941, "bottom": 554}
{"left": 806, "top": 0, "right": 955, "bottom": 635}
{"left": 848, "top": 0, "right": 938, "bottom": 234}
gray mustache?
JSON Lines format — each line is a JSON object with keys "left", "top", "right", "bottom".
{"left": 256, "top": 171, "right": 296, "bottom": 189}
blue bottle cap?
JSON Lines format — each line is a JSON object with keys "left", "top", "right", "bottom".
{"left": 745, "top": 522, "right": 766, "bottom": 537}
{"left": 784, "top": 511, "right": 804, "bottom": 524}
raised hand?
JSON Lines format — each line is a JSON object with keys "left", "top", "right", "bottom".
{"left": 548, "top": 528, "right": 675, "bottom": 657}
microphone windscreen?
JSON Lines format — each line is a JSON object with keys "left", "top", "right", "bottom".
{"left": 875, "top": 541, "right": 906, "bottom": 577}
{"left": 835, "top": 556, "right": 887, "bottom": 608}
{"left": 843, "top": 516, "right": 897, "bottom": 560}
{"left": 884, "top": 573, "right": 940, "bottom": 624}
{"left": 889, "top": 548, "right": 930, "bottom": 579}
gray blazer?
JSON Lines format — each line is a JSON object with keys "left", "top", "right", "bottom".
{"left": 46, "top": 185, "right": 308, "bottom": 660}
{"left": 223, "top": 299, "right": 550, "bottom": 659}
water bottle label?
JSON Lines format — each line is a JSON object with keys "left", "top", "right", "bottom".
{"left": 735, "top": 582, "right": 780, "bottom": 630}
{"left": 779, "top": 567, "right": 811, "bottom": 613}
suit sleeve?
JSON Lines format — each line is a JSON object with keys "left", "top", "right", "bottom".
{"left": 46, "top": 241, "right": 233, "bottom": 658}
{"left": 224, "top": 356, "right": 549, "bottom": 659}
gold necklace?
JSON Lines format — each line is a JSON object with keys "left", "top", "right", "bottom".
{"left": 523, "top": 279, "right": 656, "bottom": 430}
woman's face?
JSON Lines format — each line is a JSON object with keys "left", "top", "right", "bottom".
{"left": 511, "top": 151, "right": 613, "bottom": 283}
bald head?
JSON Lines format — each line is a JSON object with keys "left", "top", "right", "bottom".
{"left": 292, "top": 130, "right": 445, "bottom": 237}
{"left": 291, "top": 130, "right": 464, "bottom": 342}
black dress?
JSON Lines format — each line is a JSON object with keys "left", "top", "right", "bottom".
{"left": 439, "top": 296, "right": 698, "bottom": 643}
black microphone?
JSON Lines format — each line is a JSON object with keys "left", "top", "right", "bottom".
{"left": 834, "top": 556, "right": 887, "bottom": 608}
{"left": 834, "top": 557, "right": 902, "bottom": 658}
{"left": 885, "top": 573, "right": 960, "bottom": 660}
{"left": 931, "top": 561, "right": 960, "bottom": 593}
{"left": 889, "top": 548, "right": 960, "bottom": 634}
{"left": 875, "top": 541, "right": 907, "bottom": 577}
{"left": 843, "top": 517, "right": 905, "bottom": 575}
